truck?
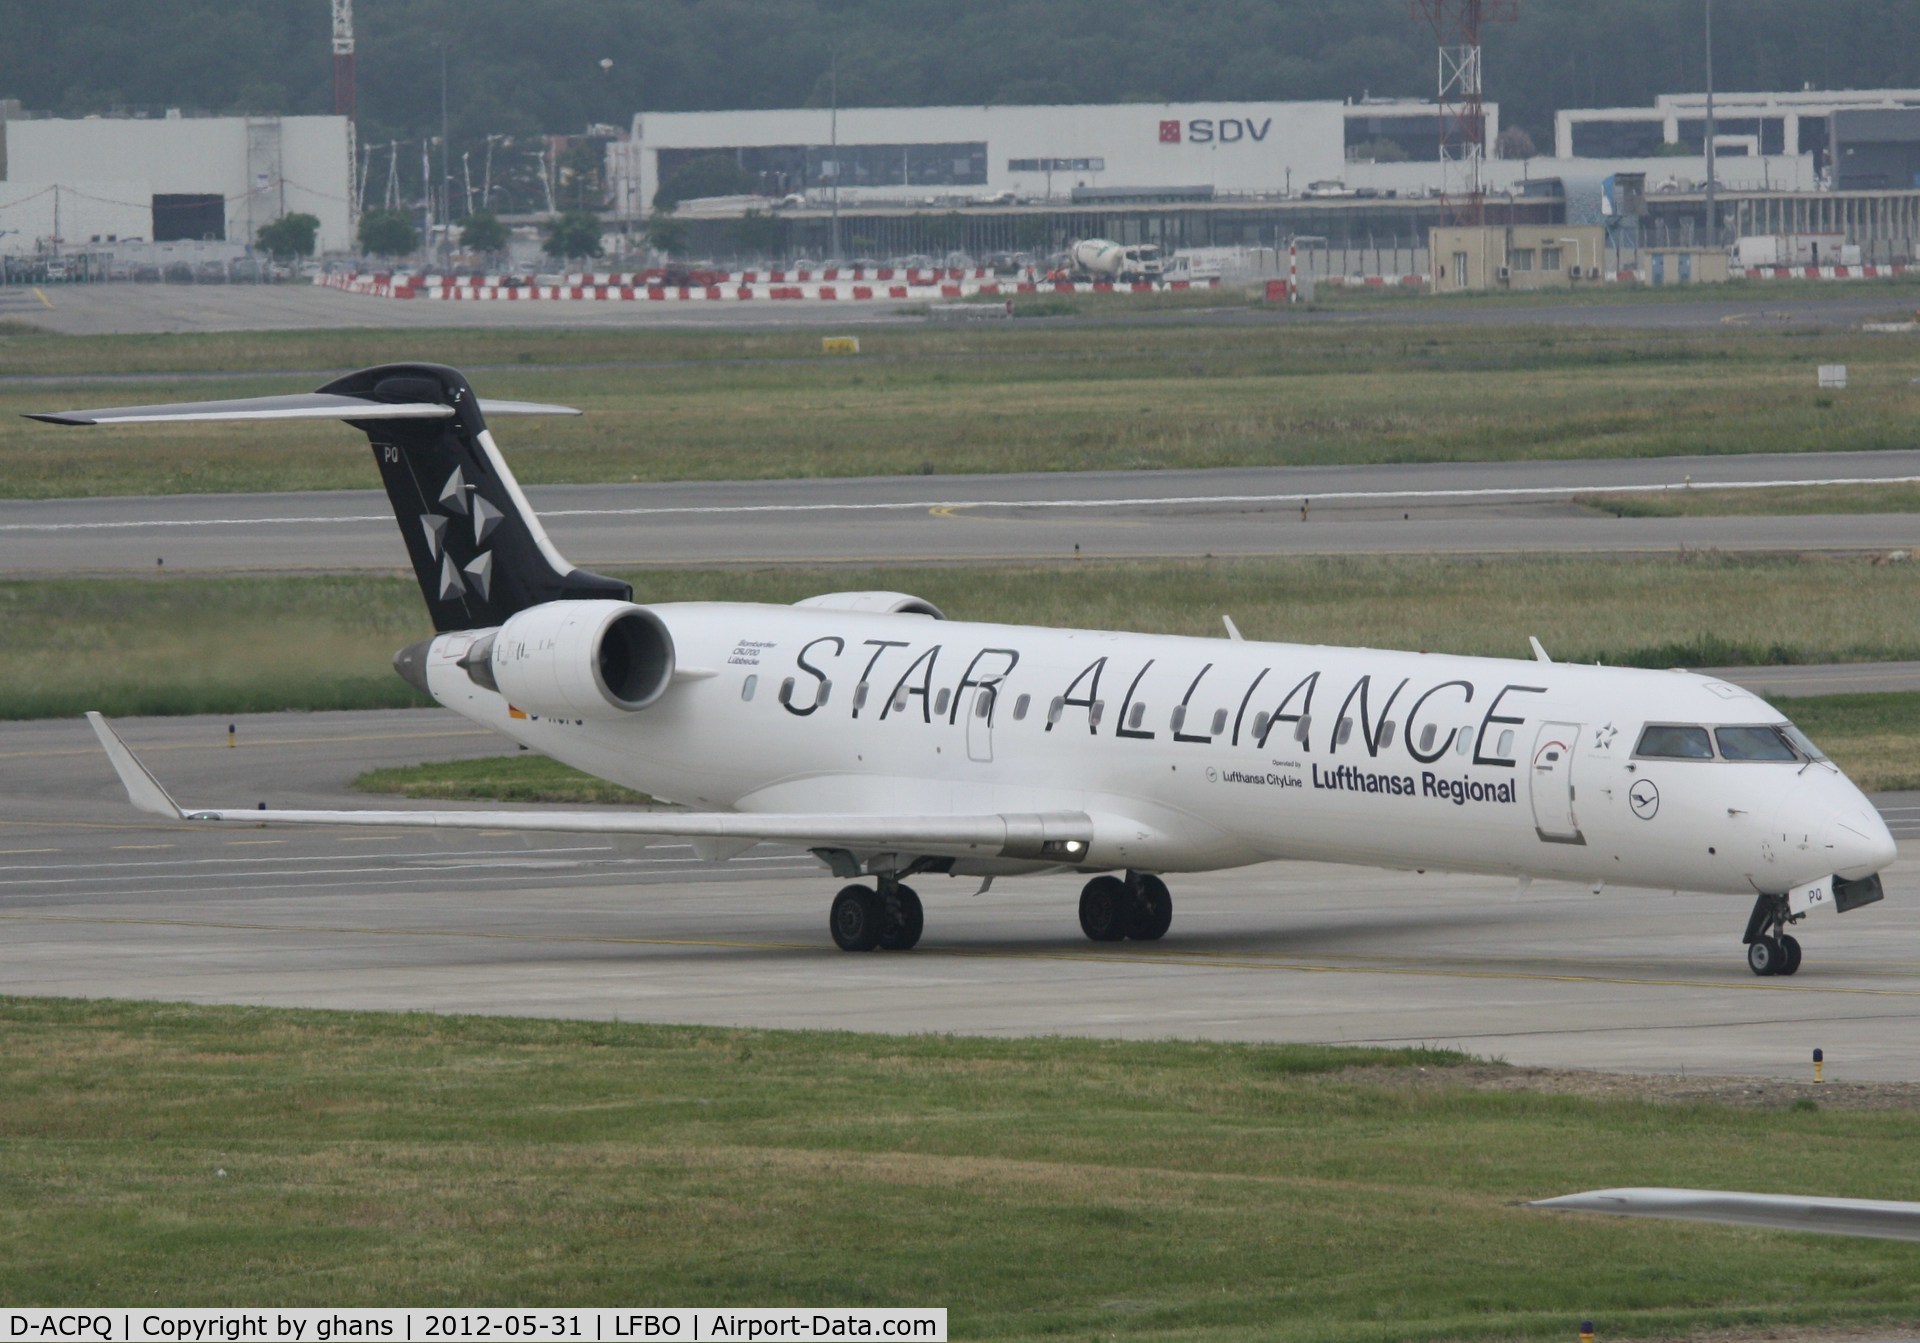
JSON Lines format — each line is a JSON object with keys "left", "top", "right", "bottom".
{"left": 1732, "top": 233, "right": 1859, "bottom": 267}
{"left": 1066, "top": 238, "right": 1162, "bottom": 282}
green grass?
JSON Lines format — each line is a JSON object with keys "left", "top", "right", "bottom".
{"left": 1582, "top": 482, "right": 1920, "bottom": 518}
{"left": 3, "top": 996, "right": 1918, "bottom": 1336}
{"left": 1773, "top": 691, "right": 1920, "bottom": 791}
{"left": 354, "top": 753, "right": 653, "bottom": 804}
{"left": 13, "top": 554, "right": 1920, "bottom": 720}
{"left": 5, "top": 321, "right": 1919, "bottom": 497}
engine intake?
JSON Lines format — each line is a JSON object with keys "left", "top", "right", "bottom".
{"left": 464, "top": 600, "right": 675, "bottom": 716}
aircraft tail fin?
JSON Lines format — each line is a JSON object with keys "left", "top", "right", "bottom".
{"left": 30, "top": 363, "right": 631, "bottom": 632}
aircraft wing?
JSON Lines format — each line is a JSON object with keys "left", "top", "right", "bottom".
{"left": 26, "top": 393, "right": 579, "bottom": 426}
{"left": 87, "top": 713, "right": 1093, "bottom": 865}
{"left": 1530, "top": 1187, "right": 1920, "bottom": 1242}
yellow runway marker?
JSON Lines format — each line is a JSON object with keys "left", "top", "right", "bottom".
{"left": 0, "top": 848, "right": 59, "bottom": 856}
{"left": 31, "top": 287, "right": 52, "bottom": 309}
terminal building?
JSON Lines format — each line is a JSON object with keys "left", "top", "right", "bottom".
{"left": 0, "top": 109, "right": 354, "bottom": 258}
{"left": 607, "top": 98, "right": 1824, "bottom": 266}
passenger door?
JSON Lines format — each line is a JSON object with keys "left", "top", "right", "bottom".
{"left": 1530, "top": 722, "right": 1585, "bottom": 844}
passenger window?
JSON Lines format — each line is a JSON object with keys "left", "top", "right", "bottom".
{"left": 1377, "top": 721, "right": 1395, "bottom": 749}
{"left": 934, "top": 689, "right": 951, "bottom": 716}
{"left": 1169, "top": 705, "right": 1187, "bottom": 732}
{"left": 975, "top": 693, "right": 992, "bottom": 720}
{"left": 741, "top": 674, "right": 758, "bottom": 702}
{"left": 1716, "top": 726, "right": 1797, "bottom": 761}
{"left": 852, "top": 683, "right": 869, "bottom": 711}
{"left": 892, "top": 692, "right": 908, "bottom": 713}
{"left": 1128, "top": 702, "right": 1147, "bottom": 730}
{"left": 817, "top": 680, "right": 831, "bottom": 706}
{"left": 1210, "top": 709, "right": 1229, "bottom": 736}
{"left": 1251, "top": 712, "right": 1270, "bottom": 740}
{"left": 1418, "top": 723, "right": 1436, "bottom": 753}
{"left": 1013, "top": 693, "right": 1031, "bottom": 721}
{"left": 1635, "top": 725, "right": 1714, "bottom": 760}
{"left": 1455, "top": 730, "right": 1470, "bottom": 756}
{"left": 1336, "top": 718, "right": 1353, "bottom": 746}
{"left": 1497, "top": 729, "right": 1514, "bottom": 757}
{"left": 1047, "top": 696, "right": 1064, "bottom": 726}
{"left": 778, "top": 677, "right": 795, "bottom": 706}
{"left": 1090, "top": 700, "right": 1105, "bottom": 729}
{"left": 1294, "top": 716, "right": 1311, "bottom": 744}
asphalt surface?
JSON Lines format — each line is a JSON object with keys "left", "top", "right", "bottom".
{"left": 4, "top": 280, "right": 1914, "bottom": 335}
{"left": 7, "top": 450, "right": 1920, "bottom": 575}
{"left": 10, "top": 707, "right": 1920, "bottom": 1080}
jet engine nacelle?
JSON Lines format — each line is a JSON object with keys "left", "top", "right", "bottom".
{"left": 468, "top": 599, "right": 676, "bottom": 716}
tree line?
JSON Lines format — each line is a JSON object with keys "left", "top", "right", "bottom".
{"left": 3, "top": 0, "right": 1912, "bottom": 163}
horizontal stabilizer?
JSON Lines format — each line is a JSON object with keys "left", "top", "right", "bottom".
{"left": 1530, "top": 1187, "right": 1920, "bottom": 1242}
{"left": 27, "top": 393, "right": 579, "bottom": 426}
{"left": 85, "top": 713, "right": 1094, "bottom": 864}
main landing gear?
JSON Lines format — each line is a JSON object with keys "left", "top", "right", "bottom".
{"left": 1742, "top": 891, "right": 1804, "bottom": 977}
{"left": 1078, "top": 872, "right": 1173, "bottom": 943}
{"left": 829, "top": 879, "right": 924, "bottom": 952}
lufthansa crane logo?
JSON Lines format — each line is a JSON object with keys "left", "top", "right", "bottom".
{"left": 1628, "top": 779, "right": 1660, "bottom": 820}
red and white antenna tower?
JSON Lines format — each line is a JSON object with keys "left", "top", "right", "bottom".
{"left": 332, "top": 0, "right": 356, "bottom": 117}
{"left": 1410, "top": 0, "right": 1516, "bottom": 226}
{"left": 333, "top": 0, "right": 358, "bottom": 222}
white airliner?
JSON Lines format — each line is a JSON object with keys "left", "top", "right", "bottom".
{"left": 41, "top": 363, "right": 1895, "bottom": 970}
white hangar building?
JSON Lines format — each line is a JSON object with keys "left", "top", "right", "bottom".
{"left": 0, "top": 112, "right": 353, "bottom": 254}
{"left": 608, "top": 99, "right": 1493, "bottom": 215}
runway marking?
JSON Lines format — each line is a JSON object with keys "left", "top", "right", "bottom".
{"left": 224, "top": 839, "right": 287, "bottom": 846}
{"left": 6, "top": 911, "right": 1919, "bottom": 998}
{"left": 110, "top": 844, "right": 172, "bottom": 851}
{"left": 9, "top": 474, "right": 1920, "bottom": 533}
{"left": 0, "top": 843, "right": 618, "bottom": 874}
{"left": 0, "top": 848, "right": 58, "bottom": 856}
{"left": 31, "top": 288, "right": 52, "bottom": 310}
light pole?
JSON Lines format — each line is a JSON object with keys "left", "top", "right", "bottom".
{"left": 1703, "top": 0, "right": 1717, "bottom": 248}
{"left": 828, "top": 52, "right": 840, "bottom": 263}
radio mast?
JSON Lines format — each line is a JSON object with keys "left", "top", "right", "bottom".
{"left": 1410, "top": 0, "right": 1517, "bottom": 226}
{"left": 333, "top": 0, "right": 358, "bottom": 227}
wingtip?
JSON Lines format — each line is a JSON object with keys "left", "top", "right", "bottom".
{"left": 86, "top": 711, "right": 186, "bottom": 820}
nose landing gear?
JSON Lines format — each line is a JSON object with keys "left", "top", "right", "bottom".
{"left": 1742, "top": 892, "right": 1805, "bottom": 977}
{"left": 1078, "top": 872, "right": 1173, "bottom": 942}
{"left": 829, "top": 879, "right": 923, "bottom": 951}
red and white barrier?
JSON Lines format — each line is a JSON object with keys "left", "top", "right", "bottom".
{"left": 1738, "top": 264, "right": 1909, "bottom": 281}
{"left": 317, "top": 271, "right": 1219, "bottom": 303}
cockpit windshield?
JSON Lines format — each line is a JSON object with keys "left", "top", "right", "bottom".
{"left": 1778, "top": 721, "right": 1828, "bottom": 761}
{"left": 1715, "top": 725, "right": 1797, "bottom": 761}
{"left": 1635, "top": 721, "right": 1827, "bottom": 762}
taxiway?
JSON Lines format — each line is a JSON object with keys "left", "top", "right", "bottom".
{"left": 8, "top": 709, "right": 1918, "bottom": 1080}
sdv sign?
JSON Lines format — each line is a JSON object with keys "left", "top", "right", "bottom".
{"left": 1159, "top": 118, "right": 1273, "bottom": 144}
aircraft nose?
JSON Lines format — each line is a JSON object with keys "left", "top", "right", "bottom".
{"left": 1777, "top": 778, "right": 1898, "bottom": 881}
{"left": 1833, "top": 807, "right": 1899, "bottom": 880}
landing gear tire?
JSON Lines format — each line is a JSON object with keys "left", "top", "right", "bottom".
{"left": 830, "top": 884, "right": 883, "bottom": 952}
{"left": 1778, "top": 933, "right": 1803, "bottom": 977}
{"left": 1747, "top": 936, "right": 1782, "bottom": 977}
{"left": 878, "top": 884, "right": 924, "bottom": 951}
{"left": 1742, "top": 892, "right": 1807, "bottom": 977}
{"left": 1127, "top": 873, "right": 1173, "bottom": 941}
{"left": 1079, "top": 875, "right": 1129, "bottom": 941}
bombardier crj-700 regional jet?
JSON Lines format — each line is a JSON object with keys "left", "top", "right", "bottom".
{"left": 41, "top": 363, "right": 1895, "bottom": 973}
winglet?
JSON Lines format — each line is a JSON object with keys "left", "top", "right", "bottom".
{"left": 1529, "top": 636, "right": 1552, "bottom": 663}
{"left": 1222, "top": 615, "right": 1245, "bottom": 642}
{"left": 85, "top": 712, "right": 186, "bottom": 820}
